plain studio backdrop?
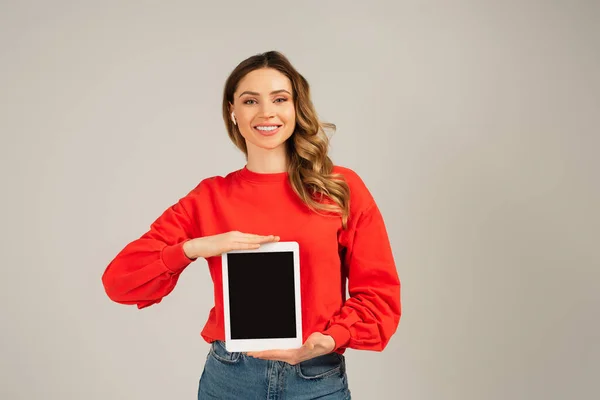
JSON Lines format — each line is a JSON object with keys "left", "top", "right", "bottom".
{"left": 1, "top": 1, "right": 598, "bottom": 399}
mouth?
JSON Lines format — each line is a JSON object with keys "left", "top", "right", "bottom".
{"left": 253, "top": 124, "right": 282, "bottom": 137}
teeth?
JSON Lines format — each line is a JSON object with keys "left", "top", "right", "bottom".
{"left": 256, "top": 126, "right": 279, "bottom": 131}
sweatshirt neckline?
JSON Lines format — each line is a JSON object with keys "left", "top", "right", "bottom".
{"left": 237, "top": 166, "right": 289, "bottom": 183}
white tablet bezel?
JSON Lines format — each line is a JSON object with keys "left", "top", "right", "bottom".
{"left": 221, "top": 241, "right": 302, "bottom": 353}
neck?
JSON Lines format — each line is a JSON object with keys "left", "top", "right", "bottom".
{"left": 245, "top": 143, "right": 288, "bottom": 173}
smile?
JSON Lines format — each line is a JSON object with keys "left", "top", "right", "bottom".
{"left": 254, "top": 125, "right": 282, "bottom": 136}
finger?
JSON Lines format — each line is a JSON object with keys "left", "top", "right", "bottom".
{"left": 237, "top": 235, "right": 279, "bottom": 244}
{"left": 231, "top": 243, "right": 261, "bottom": 250}
{"left": 240, "top": 233, "right": 274, "bottom": 239}
{"left": 247, "top": 349, "right": 296, "bottom": 360}
{"left": 231, "top": 232, "right": 264, "bottom": 240}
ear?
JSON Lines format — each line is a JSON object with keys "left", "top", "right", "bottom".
{"left": 228, "top": 102, "right": 237, "bottom": 125}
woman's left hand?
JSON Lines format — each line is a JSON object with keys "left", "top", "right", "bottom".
{"left": 246, "top": 332, "right": 336, "bottom": 365}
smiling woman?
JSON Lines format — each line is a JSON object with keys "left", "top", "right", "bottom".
{"left": 221, "top": 52, "right": 353, "bottom": 229}
{"left": 101, "top": 50, "right": 401, "bottom": 400}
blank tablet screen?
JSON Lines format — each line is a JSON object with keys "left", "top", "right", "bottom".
{"left": 226, "top": 251, "right": 297, "bottom": 340}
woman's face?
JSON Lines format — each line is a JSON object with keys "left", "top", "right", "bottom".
{"left": 230, "top": 68, "right": 296, "bottom": 153}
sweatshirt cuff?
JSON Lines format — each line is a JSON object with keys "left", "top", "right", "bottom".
{"left": 322, "top": 324, "right": 351, "bottom": 351}
{"left": 162, "top": 241, "right": 194, "bottom": 273}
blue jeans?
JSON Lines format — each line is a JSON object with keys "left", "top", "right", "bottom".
{"left": 198, "top": 340, "right": 351, "bottom": 399}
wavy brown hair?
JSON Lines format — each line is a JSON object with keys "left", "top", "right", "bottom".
{"left": 222, "top": 51, "right": 350, "bottom": 228}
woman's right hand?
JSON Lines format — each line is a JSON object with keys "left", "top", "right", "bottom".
{"left": 182, "top": 231, "right": 280, "bottom": 260}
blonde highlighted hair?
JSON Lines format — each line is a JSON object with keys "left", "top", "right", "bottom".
{"left": 222, "top": 51, "right": 350, "bottom": 228}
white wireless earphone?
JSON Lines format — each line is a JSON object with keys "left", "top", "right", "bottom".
{"left": 231, "top": 112, "right": 237, "bottom": 126}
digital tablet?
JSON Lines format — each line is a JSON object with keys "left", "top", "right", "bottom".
{"left": 221, "top": 241, "right": 302, "bottom": 352}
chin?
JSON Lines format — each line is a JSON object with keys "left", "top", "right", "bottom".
{"left": 245, "top": 130, "right": 293, "bottom": 151}
{"left": 252, "top": 140, "right": 287, "bottom": 151}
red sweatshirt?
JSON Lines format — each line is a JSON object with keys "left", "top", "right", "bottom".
{"left": 102, "top": 165, "right": 401, "bottom": 353}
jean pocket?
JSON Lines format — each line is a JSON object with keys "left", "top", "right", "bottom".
{"left": 296, "top": 352, "right": 344, "bottom": 380}
{"left": 209, "top": 341, "right": 242, "bottom": 364}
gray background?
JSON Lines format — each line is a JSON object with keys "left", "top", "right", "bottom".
{"left": 1, "top": 1, "right": 599, "bottom": 399}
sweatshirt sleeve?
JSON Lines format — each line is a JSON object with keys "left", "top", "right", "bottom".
{"left": 101, "top": 194, "right": 199, "bottom": 309}
{"left": 322, "top": 192, "right": 402, "bottom": 352}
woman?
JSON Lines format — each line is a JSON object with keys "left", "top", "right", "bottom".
{"left": 102, "top": 51, "right": 401, "bottom": 399}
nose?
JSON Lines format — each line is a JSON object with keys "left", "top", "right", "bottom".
{"left": 258, "top": 102, "right": 276, "bottom": 119}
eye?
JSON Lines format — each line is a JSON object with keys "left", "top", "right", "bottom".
{"left": 274, "top": 98, "right": 288, "bottom": 103}
{"left": 243, "top": 99, "right": 257, "bottom": 105}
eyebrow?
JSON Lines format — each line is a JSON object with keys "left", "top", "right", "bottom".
{"left": 238, "top": 89, "right": 292, "bottom": 98}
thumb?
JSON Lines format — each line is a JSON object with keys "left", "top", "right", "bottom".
{"left": 304, "top": 339, "right": 316, "bottom": 350}
{"left": 304, "top": 332, "right": 326, "bottom": 350}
